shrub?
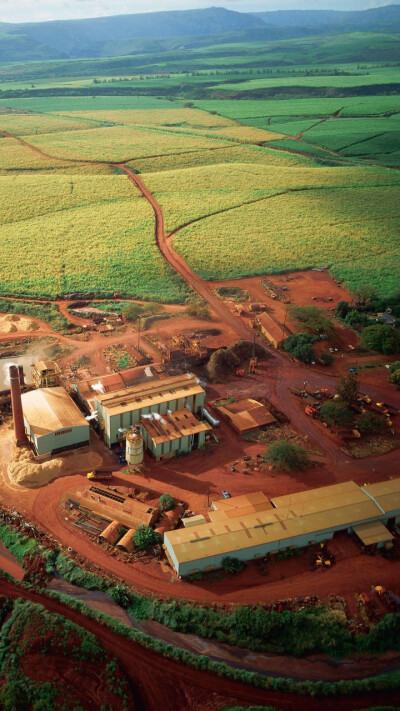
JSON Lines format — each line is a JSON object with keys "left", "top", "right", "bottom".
{"left": 133, "top": 525, "right": 161, "bottom": 551}
{"left": 319, "top": 352, "right": 334, "bottom": 366}
{"left": 336, "top": 300, "right": 350, "bottom": 318}
{"left": 361, "top": 325, "right": 400, "bottom": 355}
{"left": 222, "top": 557, "right": 244, "bottom": 574}
{"left": 389, "top": 360, "right": 400, "bottom": 385}
{"left": 159, "top": 494, "right": 175, "bottom": 512}
{"left": 265, "top": 440, "right": 309, "bottom": 472}
{"left": 357, "top": 412, "right": 387, "bottom": 436}
{"left": 320, "top": 401, "right": 354, "bottom": 427}
{"left": 185, "top": 304, "right": 211, "bottom": 320}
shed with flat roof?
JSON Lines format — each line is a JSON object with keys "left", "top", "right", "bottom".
{"left": 216, "top": 399, "right": 276, "bottom": 434}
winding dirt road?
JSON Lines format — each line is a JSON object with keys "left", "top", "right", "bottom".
{"left": 3, "top": 578, "right": 400, "bottom": 711}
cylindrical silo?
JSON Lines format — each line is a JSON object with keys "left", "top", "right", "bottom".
{"left": 125, "top": 427, "right": 143, "bottom": 465}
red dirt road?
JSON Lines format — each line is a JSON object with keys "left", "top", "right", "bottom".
{"left": 2, "top": 579, "right": 399, "bottom": 711}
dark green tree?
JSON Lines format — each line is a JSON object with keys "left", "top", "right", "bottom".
{"left": 320, "top": 401, "right": 354, "bottom": 427}
{"left": 319, "top": 352, "right": 334, "bottom": 366}
{"left": 361, "top": 325, "right": 400, "bottom": 355}
{"left": 206, "top": 348, "right": 240, "bottom": 382}
{"left": 265, "top": 439, "right": 309, "bottom": 472}
{"left": 389, "top": 360, "right": 400, "bottom": 385}
{"left": 283, "top": 333, "right": 316, "bottom": 363}
{"left": 336, "top": 372, "right": 359, "bottom": 407}
{"left": 336, "top": 300, "right": 350, "bottom": 318}
{"left": 159, "top": 494, "right": 175, "bottom": 512}
{"left": 357, "top": 412, "right": 387, "bottom": 436}
{"left": 344, "top": 310, "right": 369, "bottom": 329}
{"left": 133, "top": 525, "right": 161, "bottom": 551}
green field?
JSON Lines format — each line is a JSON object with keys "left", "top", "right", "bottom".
{"left": 173, "top": 185, "right": 400, "bottom": 296}
{"left": 0, "top": 35, "right": 399, "bottom": 304}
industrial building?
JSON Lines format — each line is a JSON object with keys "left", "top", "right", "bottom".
{"left": 72, "top": 485, "right": 160, "bottom": 529}
{"left": 164, "top": 479, "right": 400, "bottom": 577}
{"left": 31, "top": 360, "right": 61, "bottom": 389}
{"left": 72, "top": 365, "right": 161, "bottom": 414}
{"left": 256, "top": 312, "right": 290, "bottom": 349}
{"left": 92, "top": 373, "right": 206, "bottom": 447}
{"left": 140, "top": 408, "right": 211, "bottom": 460}
{"left": 21, "top": 387, "right": 90, "bottom": 456}
{"left": 215, "top": 398, "right": 276, "bottom": 434}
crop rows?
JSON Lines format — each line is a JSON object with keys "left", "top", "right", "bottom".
{"left": 0, "top": 195, "right": 190, "bottom": 302}
{"left": 27, "top": 125, "right": 230, "bottom": 163}
{"left": 144, "top": 162, "right": 400, "bottom": 234}
{"left": 173, "top": 186, "right": 400, "bottom": 296}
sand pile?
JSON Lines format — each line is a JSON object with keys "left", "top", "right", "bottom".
{"left": 18, "top": 318, "right": 39, "bottom": 332}
{"left": 0, "top": 322, "right": 17, "bottom": 333}
{"left": 0, "top": 314, "right": 38, "bottom": 333}
{"left": 9, "top": 446, "right": 103, "bottom": 488}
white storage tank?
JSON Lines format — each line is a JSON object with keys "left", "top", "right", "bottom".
{"left": 126, "top": 426, "right": 144, "bottom": 465}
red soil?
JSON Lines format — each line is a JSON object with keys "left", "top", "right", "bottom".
{"left": 3, "top": 579, "right": 399, "bottom": 711}
{"left": 1, "top": 128, "right": 400, "bottom": 609}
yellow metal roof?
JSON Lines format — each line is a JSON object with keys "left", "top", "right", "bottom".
{"left": 271, "top": 481, "right": 364, "bottom": 508}
{"left": 363, "top": 478, "right": 400, "bottom": 514}
{"left": 210, "top": 491, "right": 272, "bottom": 520}
{"left": 353, "top": 520, "right": 394, "bottom": 546}
{"left": 21, "top": 387, "right": 88, "bottom": 436}
{"left": 166, "top": 498, "right": 381, "bottom": 563}
{"left": 95, "top": 373, "right": 204, "bottom": 416}
{"left": 140, "top": 408, "right": 211, "bottom": 444}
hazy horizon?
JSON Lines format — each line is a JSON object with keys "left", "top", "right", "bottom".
{"left": 0, "top": 0, "right": 399, "bottom": 25}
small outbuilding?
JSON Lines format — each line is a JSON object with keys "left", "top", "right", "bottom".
{"left": 21, "top": 387, "right": 90, "bottom": 456}
{"left": 257, "top": 313, "right": 290, "bottom": 349}
{"left": 140, "top": 408, "right": 211, "bottom": 460}
{"left": 215, "top": 398, "right": 276, "bottom": 434}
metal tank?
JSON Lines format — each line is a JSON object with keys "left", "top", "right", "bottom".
{"left": 125, "top": 426, "right": 144, "bottom": 465}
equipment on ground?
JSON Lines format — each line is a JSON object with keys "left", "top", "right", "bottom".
{"left": 86, "top": 471, "right": 113, "bottom": 481}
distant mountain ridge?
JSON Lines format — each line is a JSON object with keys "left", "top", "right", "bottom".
{"left": 0, "top": 5, "right": 399, "bottom": 63}
{"left": 253, "top": 4, "right": 400, "bottom": 27}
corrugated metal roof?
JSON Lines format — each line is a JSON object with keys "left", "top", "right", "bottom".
{"left": 95, "top": 373, "right": 204, "bottom": 416}
{"left": 212, "top": 491, "right": 272, "bottom": 513}
{"left": 363, "top": 478, "right": 400, "bottom": 514}
{"left": 165, "top": 497, "right": 382, "bottom": 563}
{"left": 353, "top": 520, "right": 394, "bottom": 546}
{"left": 271, "top": 481, "right": 364, "bottom": 508}
{"left": 21, "top": 387, "right": 88, "bottom": 436}
{"left": 258, "top": 313, "right": 289, "bottom": 344}
{"left": 33, "top": 359, "right": 60, "bottom": 373}
{"left": 140, "top": 408, "right": 211, "bottom": 444}
{"left": 217, "top": 399, "right": 276, "bottom": 433}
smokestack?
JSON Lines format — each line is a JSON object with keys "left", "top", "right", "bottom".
{"left": 18, "top": 365, "right": 25, "bottom": 388}
{"left": 9, "top": 365, "right": 26, "bottom": 445}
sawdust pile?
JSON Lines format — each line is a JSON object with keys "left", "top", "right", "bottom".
{"left": 0, "top": 314, "right": 39, "bottom": 333}
{"left": 9, "top": 446, "right": 103, "bottom": 488}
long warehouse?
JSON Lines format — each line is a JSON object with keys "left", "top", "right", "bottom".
{"left": 164, "top": 478, "right": 400, "bottom": 577}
